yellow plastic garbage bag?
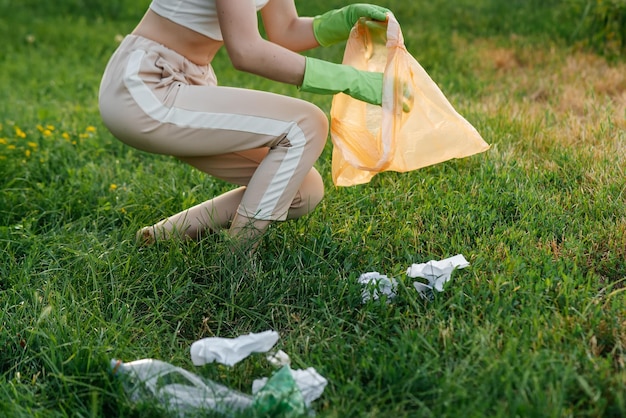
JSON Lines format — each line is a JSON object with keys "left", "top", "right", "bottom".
{"left": 329, "top": 14, "right": 490, "bottom": 186}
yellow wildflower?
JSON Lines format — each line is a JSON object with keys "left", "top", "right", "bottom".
{"left": 27, "top": 141, "right": 38, "bottom": 148}
{"left": 0, "top": 138, "right": 7, "bottom": 144}
{"left": 15, "top": 127, "right": 26, "bottom": 138}
{"left": 79, "top": 133, "right": 88, "bottom": 139}
{"left": 8, "top": 145, "right": 16, "bottom": 150}
{"left": 46, "top": 125, "right": 55, "bottom": 131}
{"left": 25, "top": 149, "right": 31, "bottom": 158}
{"left": 62, "top": 132, "right": 70, "bottom": 140}
{"left": 43, "top": 129, "right": 52, "bottom": 137}
{"left": 37, "top": 125, "right": 44, "bottom": 132}
{"left": 109, "top": 184, "right": 118, "bottom": 191}
{"left": 86, "top": 126, "right": 96, "bottom": 133}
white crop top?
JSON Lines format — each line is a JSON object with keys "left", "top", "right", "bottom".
{"left": 149, "top": 0, "right": 270, "bottom": 41}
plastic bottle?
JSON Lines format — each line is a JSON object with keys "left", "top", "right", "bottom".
{"left": 110, "top": 358, "right": 254, "bottom": 417}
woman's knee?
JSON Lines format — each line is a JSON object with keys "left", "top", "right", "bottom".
{"left": 304, "top": 168, "right": 325, "bottom": 209}
{"left": 288, "top": 168, "right": 325, "bottom": 219}
{"left": 300, "top": 102, "right": 329, "bottom": 155}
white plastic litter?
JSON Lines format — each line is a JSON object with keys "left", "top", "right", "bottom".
{"left": 357, "top": 272, "right": 398, "bottom": 302}
{"left": 407, "top": 254, "right": 470, "bottom": 299}
{"left": 190, "top": 330, "right": 279, "bottom": 366}
{"left": 252, "top": 367, "right": 329, "bottom": 407}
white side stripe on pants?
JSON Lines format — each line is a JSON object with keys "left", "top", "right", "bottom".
{"left": 123, "top": 50, "right": 307, "bottom": 220}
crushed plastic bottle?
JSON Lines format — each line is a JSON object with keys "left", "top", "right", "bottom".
{"left": 111, "top": 358, "right": 314, "bottom": 417}
{"left": 110, "top": 358, "right": 254, "bottom": 417}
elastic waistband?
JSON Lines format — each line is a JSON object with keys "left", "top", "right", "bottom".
{"left": 119, "top": 34, "right": 212, "bottom": 78}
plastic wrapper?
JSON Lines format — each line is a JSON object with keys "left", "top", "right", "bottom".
{"left": 330, "top": 14, "right": 490, "bottom": 186}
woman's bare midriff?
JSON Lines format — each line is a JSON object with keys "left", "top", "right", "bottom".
{"left": 132, "top": 9, "right": 223, "bottom": 66}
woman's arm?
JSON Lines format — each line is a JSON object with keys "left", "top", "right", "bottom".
{"left": 217, "top": 0, "right": 386, "bottom": 106}
{"left": 260, "top": 0, "right": 319, "bottom": 52}
{"left": 216, "top": 0, "right": 307, "bottom": 85}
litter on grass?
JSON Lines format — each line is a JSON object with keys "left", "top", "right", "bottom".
{"left": 357, "top": 272, "right": 398, "bottom": 303}
{"left": 253, "top": 366, "right": 328, "bottom": 409}
{"left": 358, "top": 254, "right": 470, "bottom": 302}
{"left": 190, "top": 330, "right": 279, "bottom": 367}
{"left": 112, "top": 331, "right": 327, "bottom": 417}
{"left": 407, "top": 254, "right": 470, "bottom": 300}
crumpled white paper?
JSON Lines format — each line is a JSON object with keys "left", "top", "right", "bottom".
{"left": 252, "top": 367, "right": 328, "bottom": 407}
{"left": 357, "top": 272, "right": 398, "bottom": 302}
{"left": 407, "top": 254, "right": 470, "bottom": 299}
{"left": 357, "top": 254, "right": 470, "bottom": 302}
{"left": 190, "top": 330, "right": 279, "bottom": 366}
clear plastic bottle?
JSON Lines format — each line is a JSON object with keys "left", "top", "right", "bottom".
{"left": 110, "top": 358, "right": 254, "bottom": 417}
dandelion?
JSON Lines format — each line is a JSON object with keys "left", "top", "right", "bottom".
{"left": 79, "top": 133, "right": 88, "bottom": 139}
{"left": 120, "top": 207, "right": 127, "bottom": 214}
{"left": 37, "top": 125, "right": 44, "bottom": 132}
{"left": 43, "top": 129, "right": 52, "bottom": 137}
{"left": 0, "top": 138, "right": 7, "bottom": 145}
{"left": 27, "top": 142, "right": 38, "bottom": 149}
{"left": 86, "top": 126, "right": 96, "bottom": 133}
{"left": 46, "top": 125, "right": 55, "bottom": 131}
{"left": 25, "top": 149, "right": 31, "bottom": 158}
{"left": 15, "top": 127, "right": 26, "bottom": 138}
{"left": 8, "top": 145, "right": 16, "bottom": 150}
{"left": 62, "top": 132, "right": 70, "bottom": 140}
{"left": 109, "top": 184, "right": 118, "bottom": 191}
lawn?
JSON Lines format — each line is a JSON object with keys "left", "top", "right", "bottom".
{"left": 1, "top": 0, "right": 625, "bottom": 416}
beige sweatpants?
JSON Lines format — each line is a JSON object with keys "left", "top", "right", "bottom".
{"left": 98, "top": 35, "right": 328, "bottom": 241}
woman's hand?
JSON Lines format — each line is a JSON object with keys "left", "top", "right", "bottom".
{"left": 313, "top": 3, "right": 391, "bottom": 47}
{"left": 300, "top": 57, "right": 383, "bottom": 106}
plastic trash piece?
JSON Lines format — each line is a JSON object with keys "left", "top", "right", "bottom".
{"left": 252, "top": 365, "right": 307, "bottom": 417}
{"left": 110, "top": 358, "right": 254, "bottom": 416}
{"left": 358, "top": 271, "right": 398, "bottom": 302}
{"left": 407, "top": 254, "right": 470, "bottom": 299}
{"left": 111, "top": 358, "right": 326, "bottom": 417}
{"left": 329, "top": 14, "right": 490, "bottom": 186}
{"left": 253, "top": 367, "right": 328, "bottom": 408}
{"left": 111, "top": 331, "right": 328, "bottom": 416}
{"left": 190, "top": 330, "right": 279, "bottom": 366}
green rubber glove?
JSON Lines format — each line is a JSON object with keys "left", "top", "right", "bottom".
{"left": 300, "top": 57, "right": 383, "bottom": 105}
{"left": 313, "top": 3, "right": 390, "bottom": 47}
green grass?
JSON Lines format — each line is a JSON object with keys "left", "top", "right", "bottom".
{"left": 1, "top": 0, "right": 625, "bottom": 417}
